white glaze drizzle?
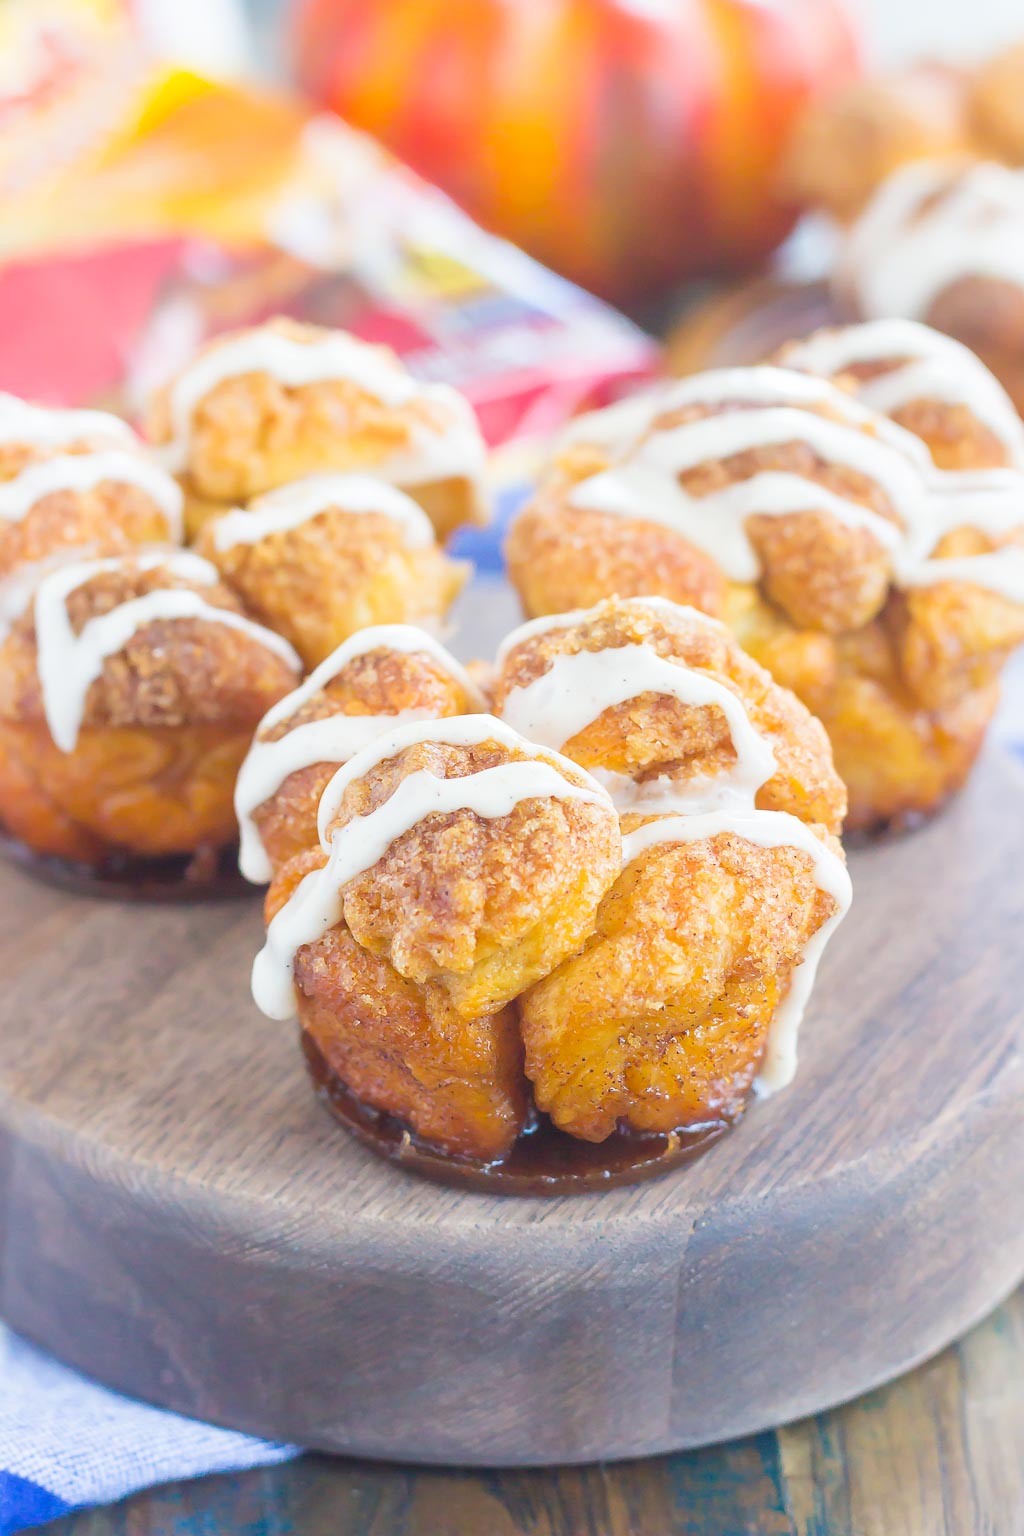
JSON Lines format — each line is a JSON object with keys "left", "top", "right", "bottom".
{"left": 236, "top": 712, "right": 437, "bottom": 884}
{"left": 560, "top": 366, "right": 1024, "bottom": 602}
{"left": 158, "top": 328, "right": 487, "bottom": 489}
{"left": 499, "top": 643, "right": 777, "bottom": 812}
{"left": 570, "top": 462, "right": 904, "bottom": 581}
{"left": 781, "top": 320, "right": 1024, "bottom": 464}
{"left": 899, "top": 549, "right": 1024, "bottom": 603}
{"left": 312, "top": 715, "right": 608, "bottom": 848}
{"left": 843, "top": 159, "right": 1024, "bottom": 324}
{"left": 562, "top": 367, "right": 929, "bottom": 585}
{"left": 0, "top": 546, "right": 102, "bottom": 642}
{"left": 895, "top": 469, "right": 1024, "bottom": 597}
{"left": 633, "top": 405, "right": 926, "bottom": 508}
{"left": 0, "top": 394, "right": 135, "bottom": 449}
{"left": 0, "top": 450, "right": 184, "bottom": 538}
{"left": 494, "top": 598, "right": 727, "bottom": 670}
{"left": 557, "top": 387, "right": 669, "bottom": 455}
{"left": 210, "top": 473, "right": 435, "bottom": 552}
{"left": 620, "top": 811, "right": 852, "bottom": 1093}
{"left": 558, "top": 366, "right": 895, "bottom": 459}
{"left": 235, "top": 624, "right": 486, "bottom": 883}
{"left": 33, "top": 551, "right": 300, "bottom": 752}
{"left": 925, "top": 470, "right": 1024, "bottom": 541}
{"left": 251, "top": 714, "right": 613, "bottom": 1021}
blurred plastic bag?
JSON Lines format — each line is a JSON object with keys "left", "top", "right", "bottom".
{"left": 0, "top": 10, "right": 657, "bottom": 472}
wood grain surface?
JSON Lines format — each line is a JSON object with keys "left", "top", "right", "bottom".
{"left": 40, "top": 1287, "right": 1024, "bottom": 1535}
{"left": 1, "top": 722, "right": 1022, "bottom": 1465}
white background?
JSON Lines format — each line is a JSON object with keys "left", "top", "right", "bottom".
{"left": 140, "top": 0, "right": 1024, "bottom": 80}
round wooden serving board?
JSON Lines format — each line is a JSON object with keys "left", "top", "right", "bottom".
{"left": 0, "top": 735, "right": 1022, "bottom": 1465}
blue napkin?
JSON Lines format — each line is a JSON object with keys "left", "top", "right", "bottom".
{"left": 0, "top": 1328, "right": 297, "bottom": 1534}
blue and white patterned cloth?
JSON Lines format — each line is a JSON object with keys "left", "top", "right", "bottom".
{"left": 0, "top": 1329, "right": 297, "bottom": 1534}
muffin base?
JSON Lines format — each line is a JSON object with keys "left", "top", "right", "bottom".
{"left": 302, "top": 1029, "right": 730, "bottom": 1196}
{"left": 0, "top": 831, "right": 250, "bottom": 902}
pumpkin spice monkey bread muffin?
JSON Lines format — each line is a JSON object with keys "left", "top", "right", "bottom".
{"left": 506, "top": 353, "right": 1024, "bottom": 830}
{"left": 250, "top": 600, "right": 851, "bottom": 1174}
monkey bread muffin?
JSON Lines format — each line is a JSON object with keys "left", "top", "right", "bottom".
{"left": 250, "top": 600, "right": 851, "bottom": 1177}
{"left": 505, "top": 352, "right": 1024, "bottom": 830}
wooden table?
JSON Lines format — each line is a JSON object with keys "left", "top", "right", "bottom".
{"left": 40, "top": 1287, "right": 1023, "bottom": 1535}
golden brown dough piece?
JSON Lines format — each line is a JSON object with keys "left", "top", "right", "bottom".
{"left": 781, "top": 63, "right": 972, "bottom": 223}
{"left": 783, "top": 42, "right": 1024, "bottom": 227}
{"left": 492, "top": 596, "right": 846, "bottom": 834}
{"left": 268, "top": 848, "right": 528, "bottom": 1162}
{"left": 237, "top": 627, "right": 482, "bottom": 882}
{"left": 968, "top": 44, "right": 1024, "bottom": 164}
{"left": 506, "top": 484, "right": 728, "bottom": 624}
{"left": 521, "top": 816, "right": 843, "bottom": 1141}
{"left": 0, "top": 396, "right": 182, "bottom": 582}
{"left": 315, "top": 720, "right": 622, "bottom": 1021}
{"left": 251, "top": 600, "right": 853, "bottom": 1162}
{"left": 0, "top": 549, "right": 299, "bottom": 866}
{"left": 196, "top": 474, "right": 468, "bottom": 669}
{"left": 146, "top": 316, "right": 488, "bottom": 540}
{"left": 506, "top": 358, "right": 1024, "bottom": 830}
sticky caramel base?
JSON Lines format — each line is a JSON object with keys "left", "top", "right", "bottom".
{"left": 302, "top": 1029, "right": 731, "bottom": 1196}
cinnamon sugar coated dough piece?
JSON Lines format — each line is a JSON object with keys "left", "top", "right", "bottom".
{"left": 782, "top": 41, "right": 1024, "bottom": 224}
{"left": 0, "top": 550, "right": 298, "bottom": 865}
{"left": 0, "top": 395, "right": 183, "bottom": 579}
{"left": 968, "top": 44, "right": 1024, "bottom": 164}
{"left": 520, "top": 817, "right": 843, "bottom": 1140}
{"left": 196, "top": 475, "right": 469, "bottom": 669}
{"left": 316, "top": 725, "right": 622, "bottom": 1022}
{"left": 267, "top": 847, "right": 528, "bottom": 1163}
{"left": 236, "top": 627, "right": 483, "bottom": 882}
{"left": 492, "top": 596, "right": 846, "bottom": 834}
{"left": 780, "top": 63, "right": 973, "bottom": 223}
{"left": 146, "top": 317, "right": 488, "bottom": 540}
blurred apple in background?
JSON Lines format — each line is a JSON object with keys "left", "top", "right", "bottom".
{"left": 292, "top": 0, "right": 861, "bottom": 307}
